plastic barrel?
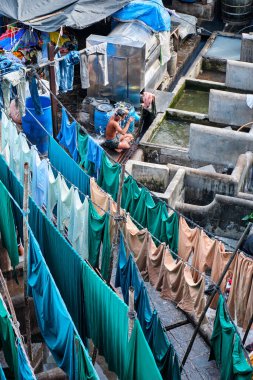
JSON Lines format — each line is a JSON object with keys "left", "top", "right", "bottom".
{"left": 222, "top": 0, "right": 252, "bottom": 24}
{"left": 22, "top": 96, "right": 53, "bottom": 155}
{"left": 94, "top": 104, "right": 114, "bottom": 135}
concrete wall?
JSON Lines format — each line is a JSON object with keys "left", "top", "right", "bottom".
{"left": 226, "top": 60, "right": 253, "bottom": 91}
{"left": 131, "top": 161, "right": 170, "bottom": 192}
{"left": 189, "top": 123, "right": 253, "bottom": 166}
{"left": 208, "top": 89, "right": 253, "bottom": 126}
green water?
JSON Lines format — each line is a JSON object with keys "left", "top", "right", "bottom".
{"left": 150, "top": 119, "right": 190, "bottom": 147}
{"left": 172, "top": 89, "right": 209, "bottom": 114}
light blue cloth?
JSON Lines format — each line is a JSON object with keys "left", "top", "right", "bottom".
{"left": 31, "top": 152, "right": 49, "bottom": 207}
{"left": 0, "top": 366, "right": 6, "bottom": 380}
{"left": 86, "top": 137, "right": 103, "bottom": 179}
{"left": 48, "top": 136, "right": 90, "bottom": 200}
{"left": 57, "top": 108, "right": 78, "bottom": 161}
{"left": 28, "top": 232, "right": 97, "bottom": 380}
{"left": 17, "top": 342, "right": 35, "bottom": 380}
{"left": 112, "top": 0, "right": 171, "bottom": 32}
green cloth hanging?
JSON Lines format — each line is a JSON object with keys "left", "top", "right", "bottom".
{"left": 97, "top": 153, "right": 121, "bottom": 201}
{"left": 0, "top": 297, "right": 19, "bottom": 380}
{"left": 88, "top": 201, "right": 111, "bottom": 280}
{"left": 0, "top": 181, "right": 19, "bottom": 269}
{"left": 210, "top": 295, "right": 253, "bottom": 380}
{"left": 121, "top": 176, "right": 179, "bottom": 257}
{"left": 81, "top": 262, "right": 162, "bottom": 380}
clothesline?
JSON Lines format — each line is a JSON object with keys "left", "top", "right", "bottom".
{"left": 33, "top": 76, "right": 248, "bottom": 257}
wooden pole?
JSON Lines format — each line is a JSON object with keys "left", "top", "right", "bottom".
{"left": 0, "top": 270, "right": 20, "bottom": 336}
{"left": 23, "top": 162, "right": 32, "bottom": 361}
{"left": 47, "top": 43, "right": 58, "bottom": 138}
{"left": 106, "top": 164, "right": 126, "bottom": 285}
{"left": 180, "top": 222, "right": 252, "bottom": 370}
{"left": 128, "top": 286, "right": 136, "bottom": 340}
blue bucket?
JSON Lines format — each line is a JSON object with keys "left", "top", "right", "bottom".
{"left": 94, "top": 104, "right": 114, "bottom": 135}
{"left": 22, "top": 96, "right": 53, "bottom": 154}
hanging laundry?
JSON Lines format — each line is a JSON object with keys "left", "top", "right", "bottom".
{"left": 147, "top": 244, "right": 168, "bottom": 290}
{"left": 57, "top": 178, "right": 75, "bottom": 232}
{"left": 18, "top": 134, "right": 33, "bottom": 184}
{"left": 77, "top": 130, "right": 89, "bottom": 168}
{"left": 32, "top": 151, "right": 49, "bottom": 208}
{"left": 68, "top": 190, "right": 89, "bottom": 260}
{"left": 178, "top": 216, "right": 200, "bottom": 261}
{"left": 115, "top": 235, "right": 181, "bottom": 380}
{"left": 27, "top": 70, "right": 43, "bottom": 115}
{"left": 56, "top": 51, "right": 80, "bottom": 93}
{"left": 227, "top": 252, "right": 253, "bottom": 330}
{"left": 86, "top": 137, "right": 103, "bottom": 179}
{"left": 88, "top": 200, "right": 111, "bottom": 280}
{"left": 48, "top": 136, "right": 90, "bottom": 199}
{"left": 1, "top": 66, "right": 26, "bottom": 117}
{"left": 191, "top": 229, "right": 220, "bottom": 281}
{"left": 0, "top": 295, "right": 19, "bottom": 379}
{"left": 90, "top": 177, "right": 110, "bottom": 216}
{"left": 57, "top": 108, "right": 78, "bottom": 161}
{"left": 0, "top": 181, "right": 19, "bottom": 269}
{"left": 97, "top": 152, "right": 121, "bottom": 201}
{"left": 210, "top": 295, "right": 253, "bottom": 380}
{"left": 84, "top": 42, "right": 108, "bottom": 86}
{"left": 80, "top": 52, "right": 90, "bottom": 89}
{"left": 0, "top": 365, "right": 6, "bottom": 380}
{"left": 17, "top": 342, "right": 36, "bottom": 380}
{"left": 46, "top": 166, "right": 61, "bottom": 219}
{"left": 28, "top": 233, "right": 98, "bottom": 380}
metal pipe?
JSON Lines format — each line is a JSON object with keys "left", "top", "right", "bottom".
{"left": 180, "top": 222, "right": 252, "bottom": 369}
{"left": 23, "top": 162, "right": 32, "bottom": 361}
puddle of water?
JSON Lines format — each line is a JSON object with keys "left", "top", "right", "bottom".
{"left": 150, "top": 119, "right": 190, "bottom": 147}
{"left": 172, "top": 89, "right": 209, "bottom": 114}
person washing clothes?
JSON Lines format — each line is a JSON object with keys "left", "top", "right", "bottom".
{"left": 104, "top": 109, "right": 134, "bottom": 152}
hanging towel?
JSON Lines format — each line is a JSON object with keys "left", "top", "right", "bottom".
{"left": 80, "top": 52, "right": 90, "bottom": 89}
{"left": 86, "top": 137, "right": 103, "bottom": 179}
{"left": 97, "top": 152, "right": 121, "bottom": 201}
{"left": 68, "top": 190, "right": 89, "bottom": 260}
{"left": 57, "top": 178, "right": 75, "bottom": 232}
{"left": 227, "top": 252, "right": 253, "bottom": 330}
{"left": 46, "top": 166, "right": 62, "bottom": 219}
{"left": 178, "top": 216, "right": 200, "bottom": 262}
{"left": 90, "top": 177, "right": 110, "bottom": 216}
{"left": 31, "top": 151, "right": 49, "bottom": 208}
{"left": 57, "top": 108, "right": 78, "bottom": 161}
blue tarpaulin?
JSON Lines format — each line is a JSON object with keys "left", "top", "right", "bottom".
{"left": 112, "top": 0, "right": 171, "bottom": 32}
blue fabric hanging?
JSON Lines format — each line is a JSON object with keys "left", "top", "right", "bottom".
{"left": 48, "top": 136, "right": 90, "bottom": 199}
{"left": 17, "top": 342, "right": 35, "bottom": 380}
{"left": 0, "top": 366, "right": 6, "bottom": 380}
{"left": 57, "top": 108, "right": 78, "bottom": 161}
{"left": 86, "top": 137, "right": 103, "bottom": 179}
{"left": 115, "top": 234, "right": 181, "bottom": 380}
{"left": 28, "top": 232, "right": 97, "bottom": 380}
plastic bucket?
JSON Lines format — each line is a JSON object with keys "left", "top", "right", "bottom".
{"left": 22, "top": 96, "right": 53, "bottom": 154}
{"left": 94, "top": 104, "right": 114, "bottom": 135}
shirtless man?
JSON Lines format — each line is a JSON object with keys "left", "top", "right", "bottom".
{"left": 104, "top": 109, "right": 134, "bottom": 152}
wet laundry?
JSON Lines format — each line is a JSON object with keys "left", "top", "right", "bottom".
{"left": 57, "top": 108, "right": 78, "bottom": 161}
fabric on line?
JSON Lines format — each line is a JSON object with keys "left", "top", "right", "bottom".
{"left": 227, "top": 252, "right": 253, "bottom": 330}
{"left": 210, "top": 295, "right": 253, "bottom": 380}
{"left": 178, "top": 216, "right": 200, "bottom": 262}
{"left": 57, "top": 178, "right": 75, "bottom": 232}
{"left": 0, "top": 152, "right": 164, "bottom": 380}
{"left": 48, "top": 136, "right": 90, "bottom": 200}
{"left": 0, "top": 180, "right": 19, "bottom": 269}
{"left": 28, "top": 232, "right": 98, "bottom": 380}
{"left": 97, "top": 152, "right": 121, "bottom": 202}
{"left": 31, "top": 151, "right": 49, "bottom": 208}
{"left": 0, "top": 365, "right": 6, "bottom": 380}
{"left": 17, "top": 342, "right": 36, "bottom": 380}
{"left": 57, "top": 108, "right": 78, "bottom": 161}
{"left": 115, "top": 235, "right": 181, "bottom": 380}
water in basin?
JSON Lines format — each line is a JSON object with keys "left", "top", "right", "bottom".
{"left": 172, "top": 89, "right": 209, "bottom": 114}
{"left": 150, "top": 119, "right": 190, "bottom": 147}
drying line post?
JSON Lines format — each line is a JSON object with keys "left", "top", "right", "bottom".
{"left": 181, "top": 222, "right": 252, "bottom": 370}
{"left": 47, "top": 42, "right": 58, "bottom": 138}
{"left": 107, "top": 163, "right": 126, "bottom": 285}
{"left": 128, "top": 286, "right": 136, "bottom": 340}
{"left": 23, "top": 162, "right": 32, "bottom": 361}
